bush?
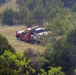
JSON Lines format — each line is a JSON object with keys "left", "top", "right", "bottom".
{"left": 1, "top": 8, "right": 14, "bottom": 25}
{"left": 0, "top": 50, "right": 35, "bottom": 75}
{"left": 40, "top": 28, "right": 76, "bottom": 75}
{"left": 38, "top": 66, "right": 65, "bottom": 75}
{"left": 0, "top": 34, "right": 15, "bottom": 55}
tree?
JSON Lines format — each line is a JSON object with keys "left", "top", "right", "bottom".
{"left": 0, "top": 34, "right": 36, "bottom": 75}
{"left": 1, "top": 8, "right": 14, "bottom": 25}
{"left": 38, "top": 66, "right": 65, "bottom": 75}
{"left": 46, "top": 13, "right": 70, "bottom": 36}
{"left": 0, "top": 34, "right": 15, "bottom": 55}
{"left": 16, "top": 0, "right": 64, "bottom": 25}
{"left": 40, "top": 28, "right": 76, "bottom": 75}
{"left": 61, "top": 0, "right": 76, "bottom": 7}
{"left": 72, "top": 3, "right": 76, "bottom": 12}
{"left": 0, "top": 50, "right": 35, "bottom": 75}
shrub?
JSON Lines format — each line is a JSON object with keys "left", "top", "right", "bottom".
{"left": 0, "top": 34, "right": 15, "bottom": 55}
{"left": 1, "top": 8, "right": 14, "bottom": 25}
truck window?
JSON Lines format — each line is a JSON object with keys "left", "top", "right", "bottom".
{"left": 22, "top": 31, "right": 27, "bottom": 34}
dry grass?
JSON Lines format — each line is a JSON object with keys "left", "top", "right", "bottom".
{"left": 0, "top": 0, "right": 19, "bottom": 13}
{"left": 0, "top": 0, "right": 45, "bottom": 54}
{"left": 0, "top": 25, "right": 45, "bottom": 53}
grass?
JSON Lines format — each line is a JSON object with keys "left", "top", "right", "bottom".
{"left": 0, "top": 0, "right": 45, "bottom": 54}
{"left": 0, "top": 25, "right": 45, "bottom": 53}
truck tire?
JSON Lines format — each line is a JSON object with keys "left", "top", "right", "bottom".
{"left": 16, "top": 36, "right": 22, "bottom": 41}
{"left": 30, "top": 40, "right": 35, "bottom": 44}
{"left": 35, "top": 41, "right": 40, "bottom": 44}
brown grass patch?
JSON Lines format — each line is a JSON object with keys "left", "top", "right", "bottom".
{"left": 0, "top": 25, "right": 45, "bottom": 53}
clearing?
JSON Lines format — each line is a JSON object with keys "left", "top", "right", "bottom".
{"left": 0, "top": 25, "right": 45, "bottom": 53}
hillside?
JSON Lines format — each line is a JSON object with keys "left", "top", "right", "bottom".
{"left": 1, "top": 0, "right": 76, "bottom": 75}
{"left": 0, "top": 25, "right": 45, "bottom": 53}
{"left": 0, "top": 0, "right": 46, "bottom": 54}
{"left": 0, "top": 0, "right": 19, "bottom": 12}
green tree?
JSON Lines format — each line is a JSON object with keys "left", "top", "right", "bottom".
{"left": 72, "top": 3, "right": 76, "bottom": 12}
{"left": 0, "top": 34, "right": 15, "bottom": 55}
{"left": 1, "top": 8, "right": 14, "bottom": 25}
{"left": 46, "top": 13, "right": 71, "bottom": 36}
{"left": 0, "top": 50, "right": 35, "bottom": 75}
{"left": 38, "top": 66, "right": 65, "bottom": 75}
{"left": 61, "top": 0, "right": 76, "bottom": 7}
{"left": 16, "top": 0, "right": 64, "bottom": 25}
{"left": 40, "top": 28, "right": 76, "bottom": 75}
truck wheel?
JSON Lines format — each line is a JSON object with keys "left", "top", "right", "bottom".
{"left": 35, "top": 41, "right": 40, "bottom": 44}
{"left": 30, "top": 40, "right": 35, "bottom": 44}
{"left": 17, "top": 36, "right": 22, "bottom": 41}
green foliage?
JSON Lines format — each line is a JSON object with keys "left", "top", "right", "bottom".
{"left": 40, "top": 28, "right": 76, "bottom": 75}
{"left": 1, "top": 8, "right": 14, "bottom": 25}
{"left": 72, "top": 3, "right": 76, "bottom": 12}
{"left": 16, "top": 0, "right": 64, "bottom": 25}
{"left": 48, "top": 66, "right": 65, "bottom": 75}
{"left": 38, "top": 66, "right": 65, "bottom": 75}
{"left": 23, "top": 18, "right": 36, "bottom": 27}
{"left": 63, "top": 29, "right": 76, "bottom": 69}
{"left": 0, "top": 34, "right": 15, "bottom": 55}
{"left": 1, "top": 8, "right": 24, "bottom": 25}
{"left": 1, "top": 0, "right": 76, "bottom": 75}
{"left": 39, "top": 57, "right": 49, "bottom": 67}
{"left": 75, "top": 69, "right": 76, "bottom": 74}
{"left": 61, "top": 0, "right": 76, "bottom": 7}
{"left": 65, "top": 29, "right": 76, "bottom": 46}
{"left": 0, "top": 50, "right": 35, "bottom": 75}
{"left": 16, "top": 0, "right": 76, "bottom": 26}
{"left": 0, "top": 68, "right": 18, "bottom": 75}
{"left": 46, "top": 13, "right": 71, "bottom": 36}
{"left": 0, "top": 0, "right": 76, "bottom": 26}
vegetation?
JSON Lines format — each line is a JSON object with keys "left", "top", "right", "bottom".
{"left": 38, "top": 66, "right": 65, "bottom": 75}
{"left": 0, "top": 34, "right": 65, "bottom": 75}
{"left": 0, "top": 34, "right": 15, "bottom": 55}
{"left": 39, "top": 28, "right": 76, "bottom": 75}
{"left": 1, "top": 0, "right": 76, "bottom": 26}
{"left": 0, "top": 0, "right": 76, "bottom": 75}
{"left": 0, "top": 50, "right": 35, "bottom": 75}
{"left": 1, "top": 8, "right": 14, "bottom": 25}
